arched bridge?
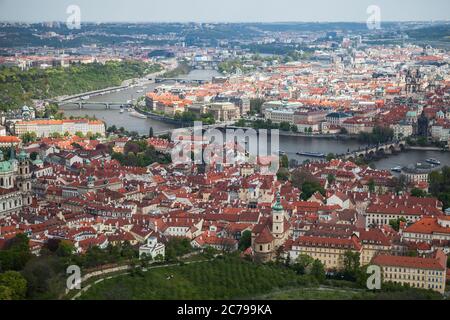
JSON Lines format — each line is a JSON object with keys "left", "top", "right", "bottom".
{"left": 337, "top": 140, "right": 407, "bottom": 160}
{"left": 154, "top": 77, "right": 208, "bottom": 84}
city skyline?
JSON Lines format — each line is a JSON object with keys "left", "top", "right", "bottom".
{"left": 0, "top": 0, "right": 449, "bottom": 23}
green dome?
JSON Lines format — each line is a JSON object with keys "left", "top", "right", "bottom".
{"left": 17, "top": 150, "right": 28, "bottom": 161}
{"left": 0, "top": 161, "right": 13, "bottom": 173}
{"left": 272, "top": 192, "right": 284, "bottom": 211}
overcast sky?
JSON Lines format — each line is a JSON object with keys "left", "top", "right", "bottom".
{"left": 0, "top": 0, "right": 449, "bottom": 23}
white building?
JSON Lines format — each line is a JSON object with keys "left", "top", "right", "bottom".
{"left": 14, "top": 119, "right": 106, "bottom": 137}
{"left": 139, "top": 237, "right": 165, "bottom": 260}
{"left": 391, "top": 121, "right": 413, "bottom": 139}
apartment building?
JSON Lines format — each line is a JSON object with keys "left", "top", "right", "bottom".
{"left": 289, "top": 235, "right": 362, "bottom": 270}
{"left": 264, "top": 108, "right": 295, "bottom": 124}
{"left": 371, "top": 249, "right": 447, "bottom": 294}
{"left": 401, "top": 216, "right": 450, "bottom": 245}
{"left": 14, "top": 119, "right": 105, "bottom": 137}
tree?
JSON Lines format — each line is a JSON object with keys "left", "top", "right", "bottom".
{"left": 238, "top": 231, "right": 251, "bottom": 251}
{"left": 149, "top": 127, "right": 154, "bottom": 138}
{"left": 389, "top": 217, "right": 407, "bottom": 231}
{"left": 392, "top": 174, "right": 408, "bottom": 195}
{"left": 311, "top": 259, "right": 326, "bottom": 283}
{"left": 326, "top": 153, "right": 336, "bottom": 161}
{"left": 249, "top": 98, "right": 265, "bottom": 115}
{"left": 0, "top": 233, "right": 32, "bottom": 272}
{"left": 74, "top": 131, "right": 84, "bottom": 138}
{"left": 20, "top": 132, "right": 37, "bottom": 144}
{"left": 0, "top": 285, "right": 13, "bottom": 300}
{"left": 0, "top": 271, "right": 27, "bottom": 300}
{"left": 291, "top": 124, "right": 298, "bottom": 133}
{"left": 343, "top": 251, "right": 361, "bottom": 281}
{"left": 410, "top": 188, "right": 428, "bottom": 198}
{"left": 55, "top": 240, "right": 75, "bottom": 258}
{"left": 279, "top": 121, "right": 291, "bottom": 132}
{"left": 300, "top": 181, "right": 325, "bottom": 201}
{"left": 327, "top": 174, "right": 336, "bottom": 185}
{"left": 291, "top": 168, "right": 318, "bottom": 188}
{"left": 368, "top": 179, "right": 376, "bottom": 193}
{"left": 280, "top": 154, "right": 289, "bottom": 168}
{"left": 276, "top": 167, "right": 290, "bottom": 182}
{"left": 292, "top": 254, "right": 314, "bottom": 275}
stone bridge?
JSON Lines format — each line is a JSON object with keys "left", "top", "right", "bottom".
{"left": 57, "top": 101, "right": 133, "bottom": 109}
{"left": 154, "top": 77, "right": 207, "bottom": 84}
{"left": 337, "top": 140, "right": 407, "bottom": 160}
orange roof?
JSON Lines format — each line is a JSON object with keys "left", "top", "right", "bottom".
{"left": 0, "top": 136, "right": 21, "bottom": 143}
{"left": 372, "top": 251, "right": 446, "bottom": 270}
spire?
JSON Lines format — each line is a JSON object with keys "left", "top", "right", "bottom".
{"left": 272, "top": 192, "right": 283, "bottom": 211}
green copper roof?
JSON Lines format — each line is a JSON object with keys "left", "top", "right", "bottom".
{"left": 272, "top": 192, "right": 283, "bottom": 211}
{"left": 0, "top": 161, "right": 13, "bottom": 173}
{"left": 17, "top": 150, "right": 28, "bottom": 161}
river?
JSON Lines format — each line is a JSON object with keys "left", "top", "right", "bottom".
{"left": 61, "top": 69, "right": 450, "bottom": 171}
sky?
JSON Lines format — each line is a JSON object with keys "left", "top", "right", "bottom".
{"left": 0, "top": 0, "right": 449, "bottom": 23}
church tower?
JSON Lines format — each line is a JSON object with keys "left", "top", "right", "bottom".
{"left": 271, "top": 192, "right": 285, "bottom": 239}
{"left": 16, "top": 150, "right": 32, "bottom": 206}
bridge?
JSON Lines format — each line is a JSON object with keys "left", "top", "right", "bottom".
{"left": 49, "top": 85, "right": 128, "bottom": 105}
{"left": 337, "top": 140, "right": 407, "bottom": 160}
{"left": 58, "top": 101, "right": 133, "bottom": 109}
{"left": 154, "top": 77, "right": 208, "bottom": 84}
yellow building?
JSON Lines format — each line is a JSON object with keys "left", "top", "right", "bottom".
{"left": 289, "top": 235, "right": 362, "bottom": 270}
{"left": 371, "top": 249, "right": 447, "bottom": 294}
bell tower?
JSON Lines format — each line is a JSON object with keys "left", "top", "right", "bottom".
{"left": 16, "top": 150, "right": 32, "bottom": 206}
{"left": 272, "top": 192, "right": 285, "bottom": 238}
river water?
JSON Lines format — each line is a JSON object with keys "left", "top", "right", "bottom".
{"left": 61, "top": 69, "right": 450, "bottom": 171}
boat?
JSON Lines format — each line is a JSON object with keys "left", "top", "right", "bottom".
{"left": 136, "top": 89, "right": 143, "bottom": 93}
{"left": 279, "top": 151, "right": 286, "bottom": 156}
{"left": 296, "top": 151, "right": 325, "bottom": 158}
{"left": 390, "top": 166, "right": 402, "bottom": 172}
{"left": 127, "top": 107, "right": 133, "bottom": 112}
{"left": 130, "top": 111, "right": 147, "bottom": 119}
{"left": 425, "top": 158, "right": 441, "bottom": 166}
{"left": 119, "top": 109, "right": 124, "bottom": 113}
{"left": 81, "top": 96, "right": 90, "bottom": 100}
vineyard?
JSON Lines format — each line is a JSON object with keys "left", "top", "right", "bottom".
{"left": 79, "top": 256, "right": 310, "bottom": 300}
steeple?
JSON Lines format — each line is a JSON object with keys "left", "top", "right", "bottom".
{"left": 271, "top": 191, "right": 285, "bottom": 237}
{"left": 272, "top": 192, "right": 283, "bottom": 211}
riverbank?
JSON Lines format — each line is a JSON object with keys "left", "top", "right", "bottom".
{"left": 408, "top": 146, "right": 449, "bottom": 151}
